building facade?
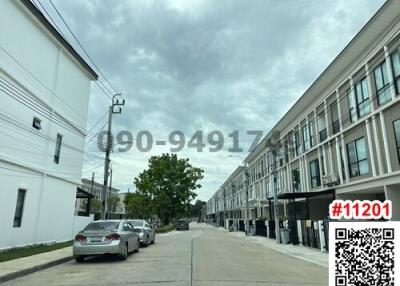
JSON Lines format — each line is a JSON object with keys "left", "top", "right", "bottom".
{"left": 207, "top": 0, "right": 400, "bottom": 233}
{"left": 75, "top": 179, "right": 126, "bottom": 219}
{"left": 0, "top": 0, "right": 98, "bottom": 249}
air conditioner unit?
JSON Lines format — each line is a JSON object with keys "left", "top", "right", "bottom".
{"left": 322, "top": 173, "right": 340, "bottom": 187}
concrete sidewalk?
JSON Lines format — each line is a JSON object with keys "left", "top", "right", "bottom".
{"left": 0, "top": 247, "right": 73, "bottom": 283}
{"left": 212, "top": 226, "right": 328, "bottom": 268}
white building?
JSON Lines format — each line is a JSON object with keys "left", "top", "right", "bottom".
{"left": 0, "top": 0, "right": 98, "bottom": 249}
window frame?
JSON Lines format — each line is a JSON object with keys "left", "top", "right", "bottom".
{"left": 391, "top": 49, "right": 400, "bottom": 95}
{"left": 317, "top": 112, "right": 327, "bottom": 142}
{"left": 309, "top": 159, "right": 321, "bottom": 188}
{"left": 393, "top": 119, "right": 400, "bottom": 164}
{"left": 54, "top": 133, "right": 63, "bottom": 164}
{"left": 13, "top": 189, "right": 26, "bottom": 228}
{"left": 354, "top": 77, "right": 370, "bottom": 118}
{"left": 330, "top": 101, "right": 340, "bottom": 134}
{"left": 346, "top": 137, "right": 369, "bottom": 178}
{"left": 374, "top": 60, "right": 391, "bottom": 106}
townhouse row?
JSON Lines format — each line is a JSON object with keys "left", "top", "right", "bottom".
{"left": 206, "top": 0, "right": 400, "bottom": 236}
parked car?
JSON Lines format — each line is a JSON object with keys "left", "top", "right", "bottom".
{"left": 127, "top": 219, "right": 155, "bottom": 247}
{"left": 176, "top": 219, "right": 189, "bottom": 231}
{"left": 73, "top": 220, "right": 140, "bottom": 262}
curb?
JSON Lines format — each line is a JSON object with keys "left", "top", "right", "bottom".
{"left": 0, "top": 256, "right": 73, "bottom": 284}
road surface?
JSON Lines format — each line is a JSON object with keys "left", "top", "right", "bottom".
{"left": 4, "top": 223, "right": 328, "bottom": 286}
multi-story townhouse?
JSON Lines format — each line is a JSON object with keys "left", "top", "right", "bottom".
{"left": 0, "top": 0, "right": 98, "bottom": 249}
{"left": 207, "top": 0, "right": 400, "bottom": 235}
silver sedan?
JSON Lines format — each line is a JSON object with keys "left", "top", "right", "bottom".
{"left": 127, "top": 219, "right": 156, "bottom": 247}
{"left": 73, "top": 220, "right": 140, "bottom": 262}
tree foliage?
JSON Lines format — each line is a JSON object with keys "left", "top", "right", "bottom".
{"left": 125, "top": 153, "right": 204, "bottom": 225}
{"left": 107, "top": 194, "right": 120, "bottom": 213}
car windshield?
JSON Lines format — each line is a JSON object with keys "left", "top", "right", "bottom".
{"left": 84, "top": 221, "right": 120, "bottom": 231}
{"left": 130, "top": 220, "right": 143, "bottom": 227}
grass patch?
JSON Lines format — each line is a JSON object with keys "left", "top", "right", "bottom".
{"left": 155, "top": 224, "right": 175, "bottom": 234}
{"left": 0, "top": 241, "right": 73, "bottom": 262}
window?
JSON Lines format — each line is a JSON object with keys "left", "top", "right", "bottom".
{"left": 340, "top": 146, "right": 346, "bottom": 181}
{"left": 355, "top": 78, "right": 370, "bottom": 117}
{"left": 294, "top": 132, "right": 301, "bottom": 157}
{"left": 330, "top": 102, "right": 340, "bottom": 134}
{"left": 321, "top": 155, "right": 325, "bottom": 176}
{"left": 348, "top": 89, "right": 358, "bottom": 123}
{"left": 391, "top": 50, "right": 400, "bottom": 94}
{"left": 292, "top": 168, "right": 301, "bottom": 192}
{"left": 347, "top": 137, "right": 369, "bottom": 177}
{"left": 302, "top": 125, "right": 310, "bottom": 151}
{"left": 374, "top": 61, "right": 391, "bottom": 106}
{"left": 32, "top": 117, "right": 41, "bottom": 130}
{"left": 310, "top": 159, "right": 321, "bottom": 188}
{"left": 394, "top": 119, "right": 400, "bottom": 163}
{"left": 318, "top": 113, "right": 327, "bottom": 142}
{"left": 54, "top": 133, "right": 62, "bottom": 164}
{"left": 13, "top": 189, "right": 26, "bottom": 227}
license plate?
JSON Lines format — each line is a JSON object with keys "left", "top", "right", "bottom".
{"left": 90, "top": 236, "right": 102, "bottom": 243}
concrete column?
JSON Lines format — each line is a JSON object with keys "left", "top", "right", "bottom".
{"left": 385, "top": 185, "right": 400, "bottom": 220}
{"left": 317, "top": 147, "right": 323, "bottom": 187}
{"left": 297, "top": 220, "right": 303, "bottom": 245}
{"left": 328, "top": 141, "right": 334, "bottom": 174}
{"left": 287, "top": 162, "right": 292, "bottom": 193}
{"left": 349, "top": 76, "right": 358, "bottom": 122}
{"left": 341, "top": 134, "right": 349, "bottom": 183}
{"left": 379, "top": 111, "right": 392, "bottom": 173}
{"left": 335, "top": 137, "right": 344, "bottom": 184}
{"left": 299, "top": 156, "right": 304, "bottom": 192}
{"left": 322, "top": 144, "right": 328, "bottom": 176}
{"left": 384, "top": 45, "right": 396, "bottom": 100}
{"left": 318, "top": 220, "right": 327, "bottom": 253}
{"left": 324, "top": 99, "right": 330, "bottom": 137}
{"left": 336, "top": 88, "right": 342, "bottom": 128}
{"left": 365, "top": 64, "right": 376, "bottom": 112}
{"left": 304, "top": 155, "right": 310, "bottom": 192}
{"left": 313, "top": 109, "right": 318, "bottom": 145}
{"left": 372, "top": 114, "right": 384, "bottom": 175}
{"left": 365, "top": 119, "right": 377, "bottom": 176}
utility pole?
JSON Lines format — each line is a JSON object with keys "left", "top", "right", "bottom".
{"left": 101, "top": 94, "right": 124, "bottom": 220}
{"left": 91, "top": 172, "right": 95, "bottom": 194}
{"left": 245, "top": 166, "right": 250, "bottom": 236}
{"left": 107, "top": 166, "right": 113, "bottom": 218}
{"left": 272, "top": 147, "right": 281, "bottom": 243}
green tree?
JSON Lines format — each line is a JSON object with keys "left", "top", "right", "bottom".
{"left": 124, "top": 191, "right": 152, "bottom": 219}
{"left": 107, "top": 193, "right": 120, "bottom": 214}
{"left": 194, "top": 200, "right": 206, "bottom": 222}
{"left": 132, "top": 153, "right": 204, "bottom": 225}
{"left": 90, "top": 198, "right": 101, "bottom": 213}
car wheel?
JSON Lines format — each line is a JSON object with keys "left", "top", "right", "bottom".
{"left": 145, "top": 236, "right": 149, "bottom": 247}
{"left": 152, "top": 235, "right": 155, "bottom": 244}
{"left": 75, "top": 256, "right": 84, "bottom": 263}
{"left": 136, "top": 239, "right": 140, "bottom": 252}
{"left": 121, "top": 244, "right": 128, "bottom": 260}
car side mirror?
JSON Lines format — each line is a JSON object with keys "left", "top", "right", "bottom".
{"left": 134, "top": 228, "right": 140, "bottom": 232}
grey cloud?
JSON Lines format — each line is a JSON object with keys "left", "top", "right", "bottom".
{"left": 44, "top": 0, "right": 385, "bottom": 200}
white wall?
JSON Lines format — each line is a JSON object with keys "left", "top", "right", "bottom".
{"left": 0, "top": 0, "right": 94, "bottom": 249}
{"left": 73, "top": 215, "right": 94, "bottom": 237}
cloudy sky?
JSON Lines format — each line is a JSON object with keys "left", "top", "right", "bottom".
{"left": 39, "top": 0, "right": 384, "bottom": 201}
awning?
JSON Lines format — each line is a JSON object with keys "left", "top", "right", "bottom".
{"left": 76, "top": 187, "right": 94, "bottom": 199}
{"left": 277, "top": 189, "right": 335, "bottom": 200}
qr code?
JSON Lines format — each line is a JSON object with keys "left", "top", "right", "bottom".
{"left": 329, "top": 222, "right": 400, "bottom": 286}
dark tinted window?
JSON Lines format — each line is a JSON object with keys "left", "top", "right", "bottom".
{"left": 130, "top": 220, "right": 144, "bottom": 227}
{"left": 84, "top": 221, "right": 120, "bottom": 231}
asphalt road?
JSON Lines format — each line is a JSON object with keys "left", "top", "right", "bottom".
{"left": 3, "top": 223, "right": 328, "bottom": 286}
